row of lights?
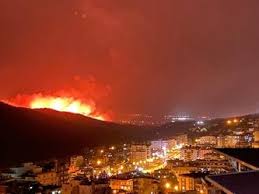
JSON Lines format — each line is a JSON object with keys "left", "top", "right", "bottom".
{"left": 227, "top": 119, "right": 240, "bottom": 125}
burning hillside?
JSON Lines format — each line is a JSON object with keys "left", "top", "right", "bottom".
{"left": 3, "top": 93, "right": 109, "bottom": 121}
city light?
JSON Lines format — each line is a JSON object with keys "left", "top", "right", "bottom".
{"left": 196, "top": 121, "right": 204, "bottom": 125}
{"left": 165, "top": 182, "right": 171, "bottom": 189}
{"left": 227, "top": 120, "right": 232, "bottom": 124}
{"left": 227, "top": 119, "right": 239, "bottom": 125}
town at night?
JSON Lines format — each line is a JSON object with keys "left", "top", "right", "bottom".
{"left": 1, "top": 0, "right": 259, "bottom": 194}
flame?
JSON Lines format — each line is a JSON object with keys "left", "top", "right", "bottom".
{"left": 3, "top": 94, "right": 109, "bottom": 121}
{"left": 30, "top": 97, "right": 92, "bottom": 115}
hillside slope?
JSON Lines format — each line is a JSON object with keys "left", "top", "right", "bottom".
{"left": 0, "top": 102, "right": 152, "bottom": 167}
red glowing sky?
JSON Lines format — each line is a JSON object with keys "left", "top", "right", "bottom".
{"left": 2, "top": 76, "right": 112, "bottom": 120}
{"left": 1, "top": 0, "right": 259, "bottom": 118}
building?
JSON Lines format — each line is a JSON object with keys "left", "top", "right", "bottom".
{"left": 62, "top": 178, "right": 110, "bottom": 194}
{"left": 224, "top": 136, "right": 240, "bottom": 148}
{"left": 195, "top": 160, "right": 232, "bottom": 172}
{"left": 206, "top": 171, "right": 259, "bottom": 194}
{"left": 110, "top": 178, "right": 133, "bottom": 192}
{"left": 166, "top": 160, "right": 198, "bottom": 179}
{"left": 217, "top": 135, "right": 245, "bottom": 148}
{"left": 198, "top": 148, "right": 213, "bottom": 160}
{"left": 180, "top": 147, "right": 212, "bottom": 161}
{"left": 252, "top": 130, "right": 259, "bottom": 148}
{"left": 217, "top": 136, "right": 225, "bottom": 148}
{"left": 180, "top": 147, "right": 199, "bottom": 161}
{"left": 129, "top": 144, "right": 151, "bottom": 163}
{"left": 168, "top": 148, "right": 259, "bottom": 193}
{"left": 204, "top": 149, "right": 259, "bottom": 193}
{"left": 110, "top": 172, "right": 159, "bottom": 194}
{"left": 70, "top": 155, "right": 84, "bottom": 168}
{"left": 132, "top": 177, "right": 159, "bottom": 194}
{"left": 150, "top": 138, "right": 177, "bottom": 158}
{"left": 36, "top": 171, "right": 59, "bottom": 186}
{"left": 203, "top": 152, "right": 224, "bottom": 161}
{"left": 150, "top": 140, "right": 168, "bottom": 152}
{"left": 152, "top": 169, "right": 178, "bottom": 193}
{"left": 214, "top": 148, "right": 259, "bottom": 171}
{"left": 196, "top": 136, "right": 217, "bottom": 146}
{"left": 55, "top": 160, "right": 69, "bottom": 185}
{"left": 7, "top": 163, "right": 42, "bottom": 178}
{"left": 167, "top": 138, "right": 177, "bottom": 149}
{"left": 62, "top": 179, "right": 81, "bottom": 194}
{"left": 150, "top": 140, "right": 168, "bottom": 158}
{"left": 176, "top": 134, "right": 189, "bottom": 146}
{"left": 178, "top": 172, "right": 209, "bottom": 193}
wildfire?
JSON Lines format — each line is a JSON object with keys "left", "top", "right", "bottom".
{"left": 3, "top": 94, "right": 108, "bottom": 121}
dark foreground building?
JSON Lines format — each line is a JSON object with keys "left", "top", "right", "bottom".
{"left": 205, "top": 148, "right": 259, "bottom": 194}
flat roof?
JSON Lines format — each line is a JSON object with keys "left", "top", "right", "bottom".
{"left": 180, "top": 172, "right": 209, "bottom": 178}
{"left": 206, "top": 171, "right": 259, "bottom": 194}
{"left": 215, "top": 148, "right": 259, "bottom": 169}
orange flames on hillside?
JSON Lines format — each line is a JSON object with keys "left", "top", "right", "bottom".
{"left": 4, "top": 94, "right": 109, "bottom": 121}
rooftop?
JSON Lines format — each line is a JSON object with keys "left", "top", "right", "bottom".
{"left": 180, "top": 172, "right": 209, "bottom": 178}
{"left": 206, "top": 171, "right": 259, "bottom": 194}
{"left": 110, "top": 171, "right": 157, "bottom": 180}
{"left": 215, "top": 148, "right": 259, "bottom": 169}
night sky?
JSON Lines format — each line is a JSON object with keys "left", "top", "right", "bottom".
{"left": 1, "top": 0, "right": 259, "bottom": 118}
